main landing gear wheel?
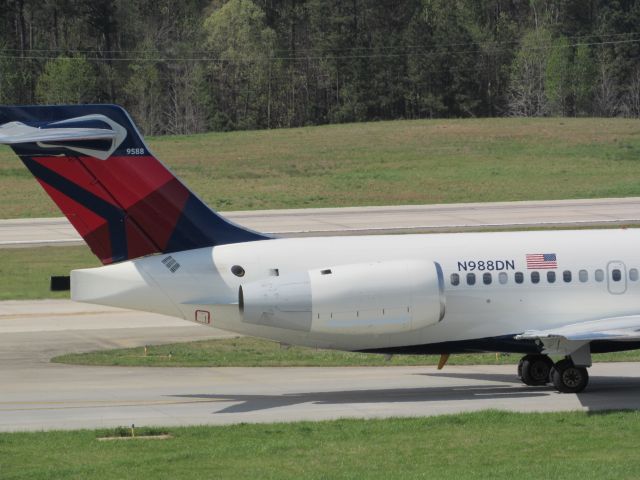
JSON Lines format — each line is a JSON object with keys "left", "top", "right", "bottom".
{"left": 550, "top": 358, "right": 589, "bottom": 393}
{"left": 518, "top": 354, "right": 554, "bottom": 386}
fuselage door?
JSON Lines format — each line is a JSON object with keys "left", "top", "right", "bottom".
{"left": 607, "top": 261, "right": 627, "bottom": 295}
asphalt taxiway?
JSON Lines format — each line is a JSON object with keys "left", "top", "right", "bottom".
{"left": 1, "top": 300, "right": 640, "bottom": 432}
{"left": 3, "top": 199, "right": 640, "bottom": 431}
{"left": 3, "top": 197, "right": 640, "bottom": 247}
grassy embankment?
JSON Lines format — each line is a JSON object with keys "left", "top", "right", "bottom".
{"left": 2, "top": 411, "right": 640, "bottom": 480}
{"left": 51, "top": 336, "right": 640, "bottom": 367}
{"left": 2, "top": 117, "right": 640, "bottom": 218}
{"left": 0, "top": 246, "right": 97, "bottom": 300}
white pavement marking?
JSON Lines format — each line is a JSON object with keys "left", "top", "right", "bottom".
{"left": 3, "top": 197, "right": 640, "bottom": 247}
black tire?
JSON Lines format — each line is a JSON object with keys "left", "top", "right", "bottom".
{"left": 520, "top": 354, "right": 554, "bottom": 386}
{"left": 517, "top": 357, "right": 524, "bottom": 380}
{"left": 550, "top": 358, "right": 589, "bottom": 393}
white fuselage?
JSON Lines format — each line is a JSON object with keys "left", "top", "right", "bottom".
{"left": 71, "top": 228, "right": 640, "bottom": 352}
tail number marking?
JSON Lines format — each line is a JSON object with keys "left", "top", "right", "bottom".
{"left": 126, "top": 148, "right": 146, "bottom": 155}
{"left": 457, "top": 260, "right": 515, "bottom": 272}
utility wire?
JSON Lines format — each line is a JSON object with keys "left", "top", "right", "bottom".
{"left": 1, "top": 31, "right": 639, "bottom": 56}
{"left": 1, "top": 37, "right": 639, "bottom": 64}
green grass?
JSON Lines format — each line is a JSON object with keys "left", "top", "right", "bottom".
{"left": 0, "top": 246, "right": 98, "bottom": 300}
{"left": 2, "top": 411, "right": 640, "bottom": 479}
{"left": 51, "top": 336, "right": 640, "bottom": 367}
{"left": 1, "top": 117, "right": 640, "bottom": 218}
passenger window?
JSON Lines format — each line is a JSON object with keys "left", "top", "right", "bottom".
{"left": 630, "top": 268, "right": 639, "bottom": 281}
{"left": 531, "top": 271, "right": 540, "bottom": 284}
{"left": 563, "top": 270, "right": 572, "bottom": 283}
{"left": 515, "top": 272, "right": 524, "bottom": 284}
{"left": 498, "top": 272, "right": 508, "bottom": 284}
{"left": 467, "top": 273, "right": 476, "bottom": 286}
{"left": 595, "top": 269, "right": 604, "bottom": 282}
{"left": 612, "top": 269, "right": 622, "bottom": 282}
{"left": 547, "top": 271, "right": 556, "bottom": 283}
{"left": 450, "top": 273, "right": 460, "bottom": 286}
{"left": 579, "top": 270, "right": 588, "bottom": 282}
{"left": 483, "top": 272, "right": 492, "bottom": 285}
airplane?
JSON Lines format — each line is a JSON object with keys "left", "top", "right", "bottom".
{"left": 1, "top": 104, "right": 639, "bottom": 394}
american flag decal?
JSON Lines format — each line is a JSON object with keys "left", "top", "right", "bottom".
{"left": 526, "top": 253, "right": 557, "bottom": 269}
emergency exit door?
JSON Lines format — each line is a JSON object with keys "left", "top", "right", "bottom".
{"left": 607, "top": 261, "right": 627, "bottom": 295}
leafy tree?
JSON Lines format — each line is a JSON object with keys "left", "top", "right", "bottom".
{"left": 593, "top": 50, "right": 619, "bottom": 117}
{"left": 0, "top": 0, "right": 638, "bottom": 129}
{"left": 405, "top": 0, "right": 476, "bottom": 118}
{"left": 125, "top": 55, "right": 164, "bottom": 135}
{"left": 545, "top": 35, "right": 571, "bottom": 116}
{"left": 622, "top": 67, "right": 640, "bottom": 118}
{"left": 203, "top": 0, "right": 277, "bottom": 130}
{"left": 35, "top": 56, "right": 99, "bottom": 104}
{"left": 508, "top": 27, "right": 552, "bottom": 116}
{"left": 0, "top": 47, "right": 21, "bottom": 104}
{"left": 571, "top": 43, "right": 595, "bottom": 116}
{"left": 467, "top": 4, "right": 520, "bottom": 116}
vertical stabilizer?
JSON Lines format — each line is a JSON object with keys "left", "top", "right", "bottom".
{"left": 0, "top": 105, "right": 269, "bottom": 264}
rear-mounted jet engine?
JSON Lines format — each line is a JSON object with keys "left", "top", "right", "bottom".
{"left": 239, "top": 260, "right": 445, "bottom": 335}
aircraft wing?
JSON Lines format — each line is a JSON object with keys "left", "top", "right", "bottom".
{"left": 516, "top": 315, "right": 640, "bottom": 342}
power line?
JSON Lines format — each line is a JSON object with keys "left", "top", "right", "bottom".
{"left": 0, "top": 31, "right": 639, "bottom": 56}
{"left": 1, "top": 37, "right": 639, "bottom": 63}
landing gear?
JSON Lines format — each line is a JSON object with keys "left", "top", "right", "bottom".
{"left": 517, "top": 354, "right": 590, "bottom": 393}
{"left": 518, "top": 354, "right": 554, "bottom": 386}
{"left": 550, "top": 358, "right": 589, "bottom": 393}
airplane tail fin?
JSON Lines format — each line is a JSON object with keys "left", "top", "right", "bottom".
{"left": 0, "top": 104, "right": 269, "bottom": 264}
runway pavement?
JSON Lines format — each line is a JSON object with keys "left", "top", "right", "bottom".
{"left": 1, "top": 300, "right": 640, "bottom": 432}
{"left": 3, "top": 197, "right": 640, "bottom": 247}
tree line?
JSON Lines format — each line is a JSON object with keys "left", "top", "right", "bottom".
{"left": 1, "top": 0, "right": 639, "bottom": 135}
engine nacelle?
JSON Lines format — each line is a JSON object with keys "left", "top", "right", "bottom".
{"left": 239, "top": 260, "right": 445, "bottom": 335}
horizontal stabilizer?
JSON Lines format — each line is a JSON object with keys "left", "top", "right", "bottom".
{"left": 0, "top": 121, "right": 116, "bottom": 144}
{"left": 0, "top": 114, "right": 127, "bottom": 160}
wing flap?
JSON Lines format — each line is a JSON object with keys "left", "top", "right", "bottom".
{"left": 516, "top": 315, "right": 640, "bottom": 342}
